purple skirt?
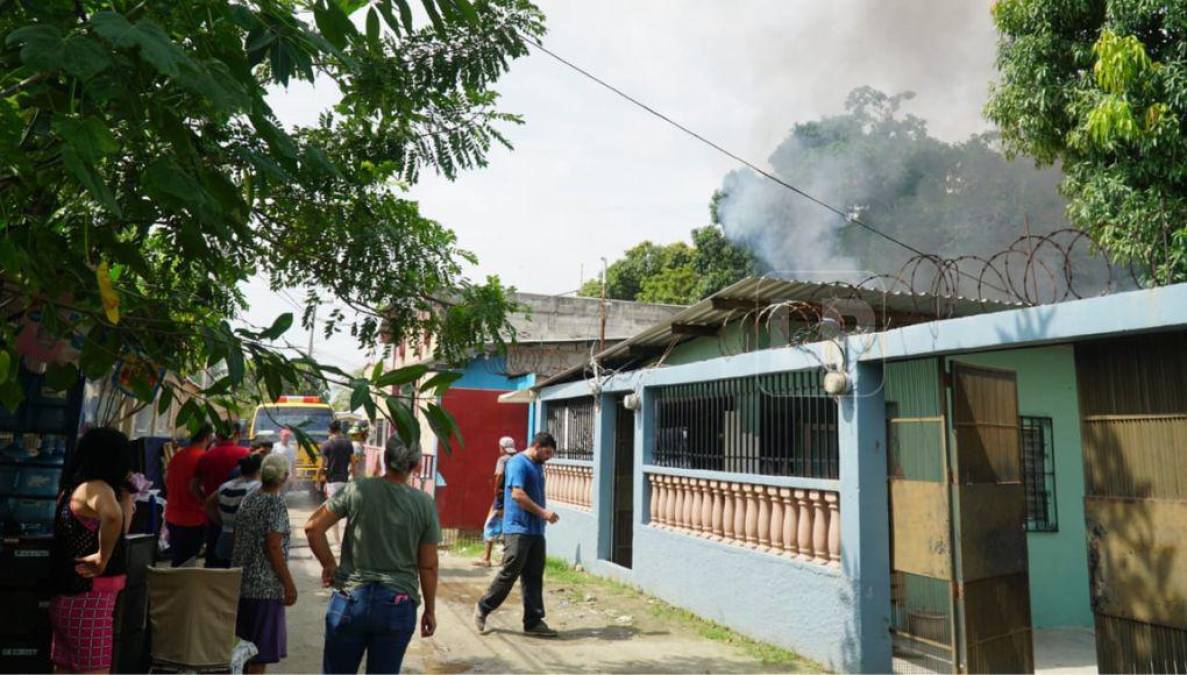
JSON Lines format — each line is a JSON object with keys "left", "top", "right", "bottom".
{"left": 236, "top": 598, "right": 287, "bottom": 664}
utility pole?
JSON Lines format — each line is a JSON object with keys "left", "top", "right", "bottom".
{"left": 307, "top": 303, "right": 317, "bottom": 359}
{"left": 599, "top": 257, "right": 608, "bottom": 353}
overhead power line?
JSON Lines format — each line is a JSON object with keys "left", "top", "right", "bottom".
{"left": 522, "top": 37, "right": 1009, "bottom": 294}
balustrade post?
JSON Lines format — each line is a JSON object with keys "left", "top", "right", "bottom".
{"left": 582, "top": 468, "right": 591, "bottom": 509}
{"left": 825, "top": 491, "right": 840, "bottom": 565}
{"left": 671, "top": 477, "right": 685, "bottom": 531}
{"left": 780, "top": 488, "right": 797, "bottom": 557}
{"left": 648, "top": 474, "right": 659, "bottom": 526}
{"left": 700, "top": 480, "right": 714, "bottom": 539}
{"left": 664, "top": 476, "right": 678, "bottom": 529}
{"left": 681, "top": 478, "right": 695, "bottom": 532}
{"left": 795, "top": 489, "right": 813, "bottom": 560}
{"left": 756, "top": 486, "right": 772, "bottom": 551}
{"left": 811, "top": 490, "right": 828, "bottom": 564}
{"left": 689, "top": 480, "right": 703, "bottom": 536}
{"left": 721, "top": 482, "right": 736, "bottom": 542}
{"left": 709, "top": 481, "right": 724, "bottom": 541}
{"left": 732, "top": 483, "right": 746, "bottom": 545}
{"left": 743, "top": 484, "right": 759, "bottom": 548}
{"left": 566, "top": 467, "right": 575, "bottom": 505}
{"left": 768, "top": 486, "right": 783, "bottom": 554}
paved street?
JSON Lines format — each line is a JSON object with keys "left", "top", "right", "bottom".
{"left": 283, "top": 505, "right": 781, "bottom": 673}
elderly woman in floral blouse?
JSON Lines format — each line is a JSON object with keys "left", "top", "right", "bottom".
{"left": 231, "top": 454, "right": 296, "bottom": 673}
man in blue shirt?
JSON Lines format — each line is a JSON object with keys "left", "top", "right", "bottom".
{"left": 474, "top": 432, "right": 559, "bottom": 637}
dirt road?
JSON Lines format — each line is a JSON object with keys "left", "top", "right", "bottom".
{"left": 282, "top": 505, "right": 793, "bottom": 673}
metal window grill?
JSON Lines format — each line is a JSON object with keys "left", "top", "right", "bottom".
{"left": 1020, "top": 415, "right": 1058, "bottom": 532}
{"left": 545, "top": 397, "right": 595, "bottom": 461}
{"left": 652, "top": 370, "right": 839, "bottom": 478}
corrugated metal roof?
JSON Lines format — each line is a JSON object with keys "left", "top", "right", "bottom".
{"left": 534, "top": 276, "right": 1020, "bottom": 389}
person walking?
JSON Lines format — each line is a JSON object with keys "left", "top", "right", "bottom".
{"left": 319, "top": 420, "right": 354, "bottom": 545}
{"left": 48, "top": 427, "right": 137, "bottom": 674}
{"left": 304, "top": 434, "right": 441, "bottom": 674}
{"left": 164, "top": 425, "right": 212, "bottom": 567}
{"left": 203, "top": 454, "right": 264, "bottom": 567}
{"left": 231, "top": 454, "right": 297, "bottom": 674}
{"left": 473, "top": 436, "right": 517, "bottom": 568}
{"left": 195, "top": 423, "right": 249, "bottom": 567}
{"left": 474, "top": 432, "right": 559, "bottom": 638}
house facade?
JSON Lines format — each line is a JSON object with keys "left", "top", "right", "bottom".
{"left": 531, "top": 278, "right": 1187, "bottom": 673}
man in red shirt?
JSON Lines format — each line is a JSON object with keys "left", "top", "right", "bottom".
{"left": 165, "top": 425, "right": 213, "bottom": 567}
{"left": 194, "top": 422, "right": 249, "bottom": 567}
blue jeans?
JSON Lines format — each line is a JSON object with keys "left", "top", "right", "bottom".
{"left": 323, "top": 584, "right": 417, "bottom": 674}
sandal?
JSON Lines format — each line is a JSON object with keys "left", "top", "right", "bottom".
{"left": 471, "top": 560, "right": 492, "bottom": 567}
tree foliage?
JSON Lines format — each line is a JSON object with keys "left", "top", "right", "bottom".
{"left": 986, "top": 1, "right": 1187, "bottom": 282}
{"left": 579, "top": 219, "right": 760, "bottom": 305}
{"left": 0, "top": 0, "right": 545, "bottom": 442}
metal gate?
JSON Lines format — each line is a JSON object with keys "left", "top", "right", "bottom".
{"left": 1076, "top": 333, "right": 1187, "bottom": 673}
{"left": 886, "top": 359, "right": 1033, "bottom": 673}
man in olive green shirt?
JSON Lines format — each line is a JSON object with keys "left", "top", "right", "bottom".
{"left": 305, "top": 435, "right": 441, "bottom": 673}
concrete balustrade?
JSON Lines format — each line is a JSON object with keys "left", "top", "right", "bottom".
{"left": 644, "top": 472, "right": 840, "bottom": 567}
{"left": 544, "top": 463, "right": 592, "bottom": 511}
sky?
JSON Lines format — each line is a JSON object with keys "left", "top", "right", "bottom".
{"left": 252, "top": 0, "right": 1001, "bottom": 372}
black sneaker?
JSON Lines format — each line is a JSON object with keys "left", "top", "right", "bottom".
{"left": 524, "top": 621, "right": 558, "bottom": 638}
{"left": 474, "top": 605, "right": 489, "bottom": 635}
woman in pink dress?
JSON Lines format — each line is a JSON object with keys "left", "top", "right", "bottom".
{"left": 48, "top": 428, "right": 136, "bottom": 674}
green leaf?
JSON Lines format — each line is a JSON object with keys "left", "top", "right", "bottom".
{"left": 175, "top": 398, "right": 201, "bottom": 431}
{"left": 6, "top": 24, "right": 64, "bottom": 71}
{"left": 366, "top": 7, "right": 380, "bottom": 44}
{"left": 370, "top": 361, "right": 384, "bottom": 383}
{"left": 156, "top": 385, "right": 174, "bottom": 416}
{"left": 424, "top": 402, "right": 463, "bottom": 452}
{"left": 349, "top": 379, "right": 370, "bottom": 412}
{"left": 79, "top": 327, "right": 121, "bottom": 380}
{"left": 419, "top": 370, "right": 462, "bottom": 396}
{"left": 0, "top": 380, "right": 24, "bottom": 413}
{"left": 397, "top": 0, "right": 415, "bottom": 33}
{"left": 450, "top": 0, "right": 479, "bottom": 25}
{"left": 386, "top": 395, "right": 420, "bottom": 448}
{"left": 44, "top": 362, "right": 79, "bottom": 391}
{"left": 61, "top": 147, "right": 120, "bottom": 215}
{"left": 0, "top": 351, "right": 10, "bottom": 383}
{"left": 61, "top": 36, "right": 112, "bottom": 79}
{"left": 313, "top": 0, "right": 357, "bottom": 51}
{"left": 261, "top": 313, "right": 294, "bottom": 340}
{"left": 226, "top": 344, "right": 245, "bottom": 386}
{"left": 420, "top": 0, "right": 446, "bottom": 33}
{"left": 143, "top": 158, "right": 212, "bottom": 209}
{"left": 374, "top": 364, "right": 428, "bottom": 388}
{"left": 376, "top": 1, "right": 403, "bottom": 35}
{"left": 92, "top": 12, "right": 189, "bottom": 78}
{"left": 53, "top": 117, "right": 119, "bottom": 163}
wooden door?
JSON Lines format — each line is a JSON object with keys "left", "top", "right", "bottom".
{"left": 1076, "top": 334, "right": 1187, "bottom": 673}
{"left": 948, "top": 362, "right": 1033, "bottom": 673}
{"left": 885, "top": 359, "right": 1034, "bottom": 673}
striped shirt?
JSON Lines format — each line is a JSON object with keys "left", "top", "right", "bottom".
{"left": 216, "top": 477, "right": 261, "bottom": 533}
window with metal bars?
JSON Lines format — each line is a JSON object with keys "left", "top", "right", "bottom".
{"left": 1020, "top": 415, "right": 1058, "bottom": 532}
{"left": 544, "top": 397, "right": 595, "bottom": 461}
{"left": 652, "top": 370, "right": 839, "bottom": 478}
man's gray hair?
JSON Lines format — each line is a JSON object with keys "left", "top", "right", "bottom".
{"left": 384, "top": 433, "right": 422, "bottom": 474}
{"left": 260, "top": 453, "right": 290, "bottom": 486}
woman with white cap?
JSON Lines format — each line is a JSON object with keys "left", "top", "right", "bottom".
{"left": 474, "top": 436, "right": 517, "bottom": 568}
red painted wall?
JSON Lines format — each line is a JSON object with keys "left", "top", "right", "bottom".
{"left": 435, "top": 388, "right": 529, "bottom": 530}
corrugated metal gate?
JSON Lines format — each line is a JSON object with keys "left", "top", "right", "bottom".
{"left": 1076, "top": 333, "right": 1187, "bottom": 673}
{"left": 886, "top": 359, "right": 1033, "bottom": 673}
